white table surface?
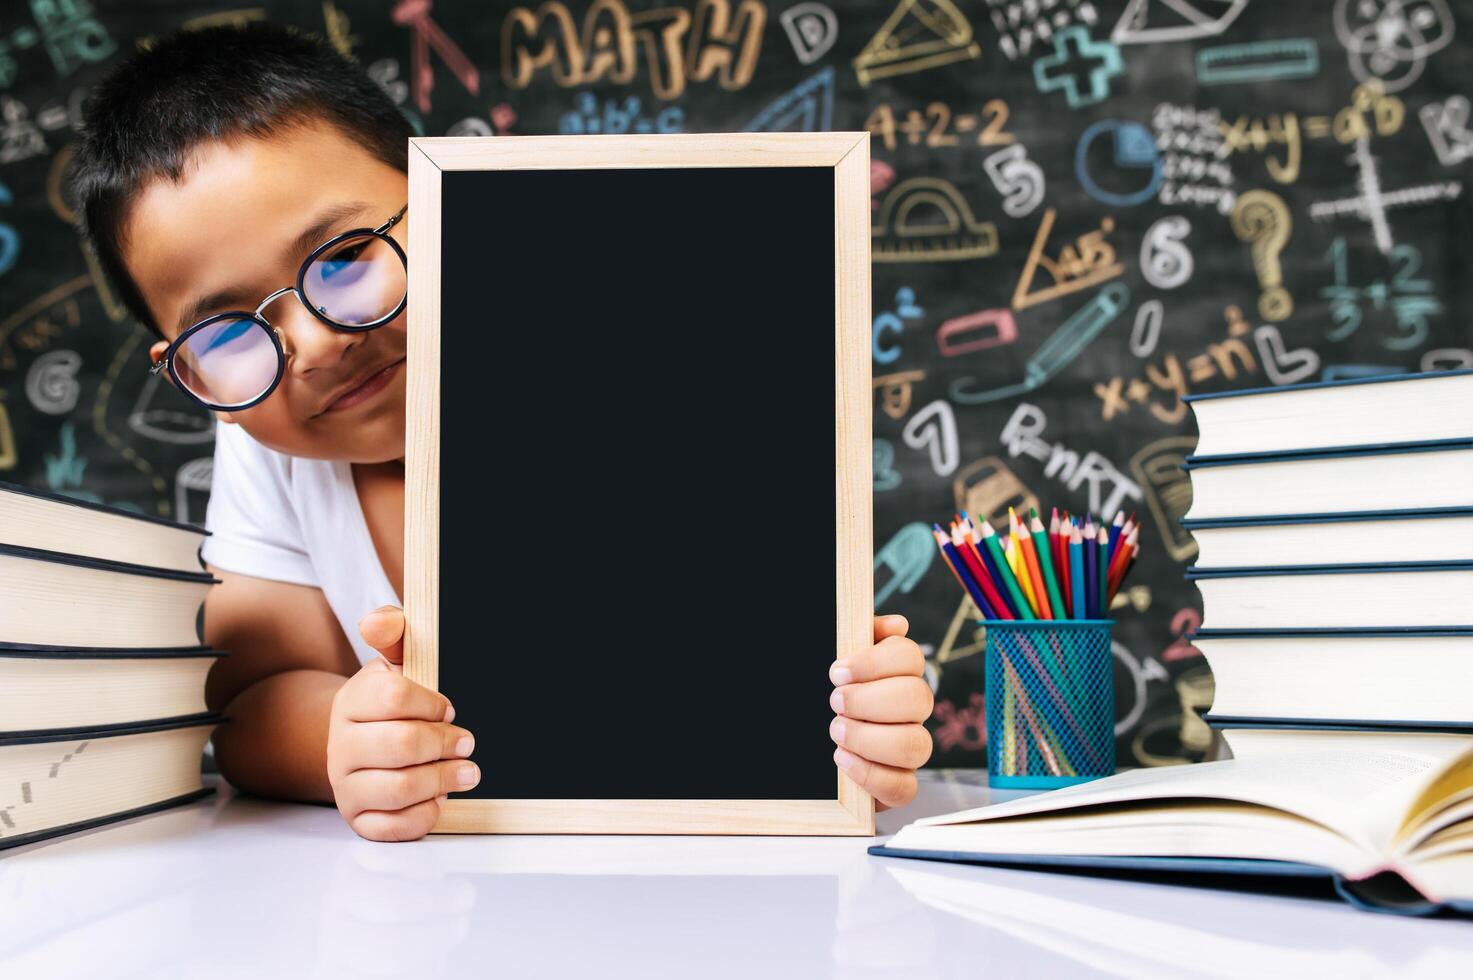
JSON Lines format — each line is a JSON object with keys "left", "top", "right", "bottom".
{"left": 3, "top": 770, "right": 1470, "bottom": 978}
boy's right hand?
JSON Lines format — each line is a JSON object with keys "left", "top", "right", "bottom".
{"left": 326, "top": 606, "right": 480, "bottom": 841}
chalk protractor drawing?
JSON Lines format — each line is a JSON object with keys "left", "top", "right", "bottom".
{"left": 1111, "top": 0, "right": 1248, "bottom": 46}
{"left": 872, "top": 178, "right": 998, "bottom": 262}
{"left": 853, "top": 0, "right": 981, "bottom": 86}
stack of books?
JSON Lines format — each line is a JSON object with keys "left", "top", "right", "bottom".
{"left": 869, "top": 371, "right": 1473, "bottom": 915}
{"left": 0, "top": 482, "right": 223, "bottom": 850}
{"left": 1180, "top": 369, "right": 1473, "bottom": 755}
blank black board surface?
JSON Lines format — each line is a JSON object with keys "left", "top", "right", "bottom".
{"left": 438, "top": 166, "right": 835, "bottom": 800}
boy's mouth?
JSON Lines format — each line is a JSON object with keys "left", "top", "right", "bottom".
{"left": 316, "top": 357, "right": 405, "bottom": 416}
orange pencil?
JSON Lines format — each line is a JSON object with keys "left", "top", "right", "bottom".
{"left": 1107, "top": 525, "right": 1140, "bottom": 600}
{"left": 1011, "top": 508, "right": 1053, "bottom": 619}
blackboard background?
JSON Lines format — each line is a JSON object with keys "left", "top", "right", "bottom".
{"left": 1, "top": 2, "right": 1470, "bottom": 771}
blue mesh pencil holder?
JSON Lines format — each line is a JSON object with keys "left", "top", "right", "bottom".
{"left": 983, "top": 619, "right": 1115, "bottom": 789}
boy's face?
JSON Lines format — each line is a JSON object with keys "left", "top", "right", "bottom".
{"left": 124, "top": 118, "right": 408, "bottom": 463}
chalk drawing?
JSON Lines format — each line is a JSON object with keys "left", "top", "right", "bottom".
{"left": 1075, "top": 120, "right": 1162, "bottom": 207}
{"left": 1128, "top": 436, "right": 1198, "bottom": 562}
{"left": 874, "top": 522, "right": 935, "bottom": 608}
{"left": 1012, "top": 209, "right": 1123, "bottom": 311}
{"left": 874, "top": 439, "right": 901, "bottom": 492}
{"left": 853, "top": 0, "right": 980, "bottom": 86}
{"left": 1419, "top": 96, "right": 1473, "bottom": 166}
{"left": 744, "top": 66, "right": 833, "bottom": 132}
{"left": 956, "top": 284, "right": 1129, "bottom": 404}
{"left": 1333, "top": 0, "right": 1453, "bottom": 94}
{"left": 780, "top": 2, "right": 837, "bottom": 64}
{"left": 1129, "top": 299, "right": 1164, "bottom": 358}
{"left": 1309, "top": 137, "right": 1462, "bottom": 255}
{"left": 873, "top": 369, "right": 925, "bottom": 419}
{"left": 1110, "top": 0, "right": 1246, "bottom": 46}
{"left": 872, "top": 178, "right": 998, "bottom": 262}
{"left": 982, "top": 144, "right": 1044, "bottom": 218}
{"left": 24, "top": 349, "right": 80, "bottom": 415}
{"left": 936, "top": 309, "right": 1017, "bottom": 357}
{"left": 394, "top": 0, "right": 480, "bottom": 112}
{"left": 1140, "top": 216, "right": 1192, "bottom": 290}
{"left": 175, "top": 457, "right": 214, "bottom": 526}
{"left": 1230, "top": 190, "right": 1293, "bottom": 322}
{"left": 1195, "top": 38, "right": 1318, "bottom": 85}
{"left": 999, "top": 402, "right": 1143, "bottom": 517}
{"left": 1253, "top": 324, "right": 1320, "bottom": 385}
{"left": 901, "top": 400, "right": 959, "bottom": 477}
{"left": 985, "top": 0, "right": 1100, "bottom": 61}
{"left": 1033, "top": 26, "right": 1122, "bottom": 108}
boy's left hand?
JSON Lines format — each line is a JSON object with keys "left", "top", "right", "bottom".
{"left": 829, "top": 615, "right": 934, "bottom": 810}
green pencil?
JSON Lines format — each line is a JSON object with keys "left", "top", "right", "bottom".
{"left": 1029, "top": 511, "right": 1067, "bottom": 621}
{"left": 977, "top": 517, "right": 1036, "bottom": 621}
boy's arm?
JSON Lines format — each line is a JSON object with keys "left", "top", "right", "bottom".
{"left": 202, "top": 568, "right": 478, "bottom": 839}
{"left": 202, "top": 565, "right": 360, "bottom": 803}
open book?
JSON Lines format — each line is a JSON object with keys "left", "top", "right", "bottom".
{"left": 873, "top": 743, "right": 1473, "bottom": 916}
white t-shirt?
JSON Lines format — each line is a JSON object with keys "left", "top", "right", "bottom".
{"left": 200, "top": 421, "right": 400, "bottom": 666}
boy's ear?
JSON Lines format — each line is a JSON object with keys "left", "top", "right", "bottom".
{"left": 150, "top": 339, "right": 237, "bottom": 425}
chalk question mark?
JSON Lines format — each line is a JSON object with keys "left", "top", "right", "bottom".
{"left": 1231, "top": 190, "right": 1293, "bottom": 322}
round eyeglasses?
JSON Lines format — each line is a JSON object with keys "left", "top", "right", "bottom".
{"left": 151, "top": 204, "right": 409, "bottom": 411}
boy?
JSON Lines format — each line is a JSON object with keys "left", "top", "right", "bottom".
{"left": 69, "top": 22, "right": 933, "bottom": 842}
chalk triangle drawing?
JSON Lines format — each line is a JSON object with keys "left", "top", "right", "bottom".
{"left": 1011, "top": 208, "right": 1124, "bottom": 311}
{"left": 1110, "top": 0, "right": 1247, "bottom": 46}
{"left": 852, "top": 0, "right": 981, "bottom": 87}
{"left": 744, "top": 67, "right": 835, "bottom": 132}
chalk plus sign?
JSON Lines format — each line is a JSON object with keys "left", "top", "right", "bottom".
{"left": 1033, "top": 27, "right": 1123, "bottom": 109}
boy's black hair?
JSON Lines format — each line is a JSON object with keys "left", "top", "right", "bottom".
{"left": 68, "top": 21, "right": 412, "bottom": 338}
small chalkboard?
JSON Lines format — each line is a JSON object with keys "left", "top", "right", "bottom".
{"left": 404, "top": 133, "right": 874, "bottom": 835}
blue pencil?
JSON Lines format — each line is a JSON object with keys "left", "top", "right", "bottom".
{"left": 1107, "top": 512, "right": 1123, "bottom": 567}
{"left": 932, "top": 526, "right": 996, "bottom": 619}
{"left": 1069, "top": 522, "right": 1086, "bottom": 621}
{"left": 1082, "top": 517, "right": 1098, "bottom": 619}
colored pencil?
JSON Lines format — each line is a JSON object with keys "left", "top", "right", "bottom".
{"left": 1082, "top": 517, "right": 1098, "bottom": 619}
{"left": 979, "top": 518, "right": 1035, "bottom": 621}
{"left": 1105, "top": 523, "right": 1135, "bottom": 595}
{"left": 1004, "top": 534, "right": 1036, "bottom": 615}
{"left": 1108, "top": 526, "right": 1141, "bottom": 602}
{"left": 1066, "top": 512, "right": 1078, "bottom": 613}
{"left": 1013, "top": 508, "right": 1052, "bottom": 619}
{"left": 950, "top": 524, "right": 1008, "bottom": 620}
{"left": 961, "top": 517, "right": 1013, "bottom": 618}
{"left": 933, "top": 525, "right": 995, "bottom": 619}
{"left": 1069, "top": 522, "right": 1086, "bottom": 624}
{"left": 1096, "top": 524, "right": 1110, "bottom": 617}
{"left": 1030, "top": 513, "right": 1068, "bottom": 622}
{"left": 1107, "top": 511, "right": 1124, "bottom": 565}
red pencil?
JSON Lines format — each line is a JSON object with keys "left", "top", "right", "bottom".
{"left": 953, "top": 524, "right": 1015, "bottom": 620}
{"left": 1107, "top": 526, "right": 1140, "bottom": 601}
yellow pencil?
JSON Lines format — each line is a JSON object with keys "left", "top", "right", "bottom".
{"left": 1006, "top": 531, "right": 1040, "bottom": 615}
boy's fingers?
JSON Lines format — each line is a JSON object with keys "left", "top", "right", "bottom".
{"left": 829, "top": 717, "right": 933, "bottom": 770}
{"left": 833, "top": 748, "right": 919, "bottom": 809}
{"left": 339, "top": 720, "right": 475, "bottom": 773}
{"left": 358, "top": 606, "right": 406, "bottom": 664}
{"left": 343, "top": 669, "right": 453, "bottom": 724}
{"left": 872, "top": 614, "right": 908, "bottom": 643}
{"left": 337, "top": 758, "right": 481, "bottom": 818}
{"left": 830, "top": 635, "right": 924, "bottom": 685}
{"left": 830, "top": 675, "right": 933, "bottom": 724}
{"left": 348, "top": 795, "right": 443, "bottom": 843}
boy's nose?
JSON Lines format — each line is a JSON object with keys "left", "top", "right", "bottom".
{"left": 261, "top": 290, "right": 361, "bottom": 375}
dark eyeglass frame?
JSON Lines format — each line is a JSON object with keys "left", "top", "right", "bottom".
{"left": 150, "top": 203, "right": 409, "bottom": 411}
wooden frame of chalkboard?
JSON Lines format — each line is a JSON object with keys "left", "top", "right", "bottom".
{"left": 404, "top": 132, "right": 873, "bottom": 835}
